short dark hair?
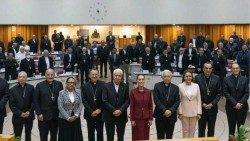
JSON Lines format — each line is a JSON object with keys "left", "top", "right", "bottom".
{"left": 136, "top": 74, "right": 145, "bottom": 80}
{"left": 66, "top": 77, "right": 75, "bottom": 83}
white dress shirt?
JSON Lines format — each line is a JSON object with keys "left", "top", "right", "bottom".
{"left": 45, "top": 57, "right": 50, "bottom": 69}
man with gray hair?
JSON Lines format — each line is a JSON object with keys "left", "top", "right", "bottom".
{"left": 153, "top": 70, "right": 180, "bottom": 139}
{"left": 102, "top": 68, "right": 129, "bottom": 141}
{"left": 9, "top": 71, "right": 35, "bottom": 141}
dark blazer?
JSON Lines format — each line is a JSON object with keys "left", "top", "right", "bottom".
{"left": 153, "top": 82, "right": 180, "bottom": 124}
{"left": 102, "top": 82, "right": 129, "bottom": 123}
{"left": 64, "top": 39, "right": 73, "bottom": 50}
{"left": 212, "top": 54, "right": 227, "bottom": 77}
{"left": 78, "top": 53, "right": 91, "bottom": 70}
{"left": 194, "top": 74, "right": 221, "bottom": 114}
{"left": 223, "top": 75, "right": 249, "bottom": 111}
{"left": 141, "top": 53, "right": 155, "bottom": 72}
{"left": 28, "top": 39, "right": 38, "bottom": 53}
{"left": 9, "top": 83, "right": 35, "bottom": 123}
{"left": 159, "top": 54, "right": 173, "bottom": 71}
{"left": 20, "top": 58, "right": 36, "bottom": 77}
{"left": 177, "top": 35, "right": 186, "bottom": 47}
{"left": 63, "top": 53, "right": 76, "bottom": 71}
{"left": 130, "top": 87, "right": 153, "bottom": 121}
{"left": 119, "top": 49, "right": 130, "bottom": 64}
{"left": 109, "top": 54, "right": 121, "bottom": 69}
{"left": 106, "top": 35, "right": 116, "bottom": 48}
{"left": 38, "top": 56, "right": 54, "bottom": 75}
{"left": 34, "top": 80, "right": 63, "bottom": 120}
{"left": 40, "top": 39, "right": 51, "bottom": 52}
{"left": 0, "top": 53, "right": 6, "bottom": 68}
{"left": 134, "top": 43, "right": 146, "bottom": 60}
{"left": 0, "top": 78, "right": 9, "bottom": 118}
{"left": 82, "top": 80, "right": 106, "bottom": 119}
{"left": 97, "top": 45, "right": 109, "bottom": 61}
{"left": 0, "top": 41, "right": 5, "bottom": 53}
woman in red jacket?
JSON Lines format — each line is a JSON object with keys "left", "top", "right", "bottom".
{"left": 130, "top": 74, "right": 153, "bottom": 140}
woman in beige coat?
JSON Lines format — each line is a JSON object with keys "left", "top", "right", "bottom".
{"left": 178, "top": 70, "right": 202, "bottom": 138}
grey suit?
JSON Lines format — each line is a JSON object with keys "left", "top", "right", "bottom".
{"left": 58, "top": 89, "right": 83, "bottom": 120}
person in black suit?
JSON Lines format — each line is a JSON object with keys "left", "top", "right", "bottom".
{"left": 106, "top": 31, "right": 116, "bottom": 51}
{"left": 212, "top": 49, "right": 227, "bottom": 85}
{"left": 90, "top": 41, "right": 99, "bottom": 69}
{"left": 27, "top": 35, "right": 38, "bottom": 53}
{"left": 0, "top": 47, "right": 6, "bottom": 69}
{"left": 195, "top": 48, "right": 210, "bottom": 74}
{"left": 78, "top": 47, "right": 91, "bottom": 84}
{"left": 177, "top": 32, "right": 186, "bottom": 48}
{"left": 217, "top": 35, "right": 228, "bottom": 48}
{"left": 9, "top": 71, "right": 35, "bottom": 141}
{"left": 194, "top": 63, "right": 221, "bottom": 137}
{"left": 109, "top": 48, "right": 121, "bottom": 81}
{"left": 0, "top": 77, "right": 9, "bottom": 134}
{"left": 5, "top": 53, "right": 19, "bottom": 81}
{"left": 134, "top": 39, "right": 146, "bottom": 61}
{"left": 40, "top": 35, "right": 52, "bottom": 52}
{"left": 183, "top": 43, "right": 197, "bottom": 71}
{"left": 97, "top": 41, "right": 109, "bottom": 78}
{"left": 158, "top": 36, "right": 168, "bottom": 52}
{"left": 8, "top": 42, "right": 19, "bottom": 58}
{"left": 15, "top": 33, "right": 24, "bottom": 45}
{"left": 159, "top": 48, "right": 174, "bottom": 72}
{"left": 136, "top": 32, "right": 143, "bottom": 42}
{"left": 223, "top": 63, "right": 249, "bottom": 137}
{"left": 34, "top": 69, "right": 63, "bottom": 141}
{"left": 38, "top": 50, "right": 54, "bottom": 76}
{"left": 51, "top": 30, "right": 57, "bottom": 43}
{"left": 119, "top": 46, "right": 131, "bottom": 83}
{"left": 102, "top": 69, "right": 129, "bottom": 141}
{"left": 196, "top": 32, "right": 206, "bottom": 49}
{"left": 8, "top": 37, "right": 16, "bottom": 49}
{"left": 170, "top": 39, "right": 181, "bottom": 55}
{"left": 63, "top": 48, "right": 76, "bottom": 72}
{"left": 205, "top": 35, "right": 214, "bottom": 52}
{"left": 20, "top": 52, "right": 36, "bottom": 77}
{"left": 64, "top": 36, "right": 73, "bottom": 51}
{"left": 141, "top": 47, "right": 155, "bottom": 73}
{"left": 53, "top": 33, "right": 63, "bottom": 51}
{"left": 82, "top": 69, "right": 105, "bottom": 141}
{"left": 153, "top": 70, "right": 180, "bottom": 139}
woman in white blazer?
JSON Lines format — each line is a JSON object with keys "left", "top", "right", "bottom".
{"left": 178, "top": 70, "right": 202, "bottom": 138}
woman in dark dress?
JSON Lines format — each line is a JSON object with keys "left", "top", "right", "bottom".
{"left": 58, "top": 77, "right": 83, "bottom": 141}
{"left": 130, "top": 74, "right": 153, "bottom": 141}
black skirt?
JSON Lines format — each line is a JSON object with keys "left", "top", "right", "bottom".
{"left": 58, "top": 118, "right": 83, "bottom": 141}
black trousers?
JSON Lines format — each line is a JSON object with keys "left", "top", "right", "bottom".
{"left": 86, "top": 117, "right": 104, "bottom": 141}
{"left": 38, "top": 119, "right": 58, "bottom": 141}
{"left": 0, "top": 117, "right": 4, "bottom": 134}
{"left": 80, "top": 69, "right": 89, "bottom": 85}
{"left": 155, "top": 118, "right": 175, "bottom": 139}
{"left": 105, "top": 122, "right": 126, "bottom": 141}
{"left": 13, "top": 119, "right": 33, "bottom": 141}
{"left": 99, "top": 60, "right": 107, "bottom": 77}
{"left": 198, "top": 113, "right": 217, "bottom": 137}
{"left": 226, "top": 109, "right": 247, "bottom": 136}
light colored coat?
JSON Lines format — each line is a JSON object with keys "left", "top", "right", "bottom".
{"left": 178, "top": 82, "right": 202, "bottom": 117}
{"left": 58, "top": 89, "right": 83, "bottom": 120}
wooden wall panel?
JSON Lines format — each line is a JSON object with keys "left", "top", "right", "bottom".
{"left": 0, "top": 25, "right": 48, "bottom": 51}
{"left": 145, "top": 24, "right": 250, "bottom": 48}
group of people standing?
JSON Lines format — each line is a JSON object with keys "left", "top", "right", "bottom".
{"left": 0, "top": 62, "right": 248, "bottom": 141}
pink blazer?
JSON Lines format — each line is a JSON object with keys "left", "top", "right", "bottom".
{"left": 178, "top": 82, "right": 202, "bottom": 117}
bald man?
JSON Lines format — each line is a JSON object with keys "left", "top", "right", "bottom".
{"left": 223, "top": 63, "right": 249, "bottom": 137}
{"left": 34, "top": 69, "right": 63, "bottom": 141}
{"left": 9, "top": 71, "right": 35, "bottom": 141}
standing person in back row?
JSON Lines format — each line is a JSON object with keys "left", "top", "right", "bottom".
{"left": 34, "top": 69, "right": 63, "bottom": 141}
{"left": 194, "top": 63, "right": 221, "bottom": 137}
{"left": 102, "top": 69, "right": 129, "bottom": 141}
{"left": 0, "top": 76, "right": 9, "bottom": 134}
{"left": 223, "top": 63, "right": 249, "bottom": 138}
{"left": 106, "top": 31, "right": 116, "bottom": 51}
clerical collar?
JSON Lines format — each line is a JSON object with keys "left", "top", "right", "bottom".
{"left": 164, "top": 82, "right": 171, "bottom": 86}
{"left": 46, "top": 80, "right": 54, "bottom": 85}
{"left": 203, "top": 74, "right": 211, "bottom": 79}
{"left": 91, "top": 81, "right": 98, "bottom": 85}
{"left": 17, "top": 83, "right": 26, "bottom": 87}
{"left": 232, "top": 74, "right": 239, "bottom": 78}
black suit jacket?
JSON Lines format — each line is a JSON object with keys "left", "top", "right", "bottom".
{"left": 64, "top": 39, "right": 73, "bottom": 50}
{"left": 106, "top": 35, "right": 116, "bottom": 48}
{"left": 109, "top": 54, "right": 121, "bottom": 69}
{"left": 9, "top": 83, "right": 35, "bottom": 123}
{"left": 38, "top": 56, "right": 54, "bottom": 75}
{"left": 177, "top": 35, "right": 186, "bottom": 47}
{"left": 159, "top": 53, "right": 173, "bottom": 71}
{"left": 28, "top": 39, "right": 38, "bottom": 53}
{"left": 119, "top": 49, "right": 130, "bottom": 64}
{"left": 20, "top": 58, "right": 36, "bottom": 77}
{"left": 40, "top": 39, "right": 51, "bottom": 52}
{"left": 34, "top": 80, "right": 63, "bottom": 120}
{"left": 97, "top": 45, "right": 109, "bottom": 60}
{"left": 0, "top": 78, "right": 9, "bottom": 118}
{"left": 102, "top": 82, "right": 129, "bottom": 123}
{"left": 223, "top": 75, "right": 249, "bottom": 111}
{"left": 63, "top": 53, "right": 76, "bottom": 71}
{"left": 141, "top": 53, "right": 155, "bottom": 72}
{"left": 82, "top": 80, "right": 105, "bottom": 120}
{"left": 78, "top": 53, "right": 91, "bottom": 70}
{"left": 194, "top": 74, "right": 221, "bottom": 114}
{"left": 153, "top": 82, "right": 180, "bottom": 124}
